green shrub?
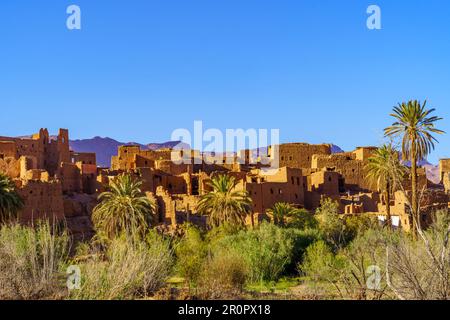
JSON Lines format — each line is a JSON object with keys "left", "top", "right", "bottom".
{"left": 299, "top": 240, "right": 347, "bottom": 296}
{"left": 315, "top": 198, "right": 347, "bottom": 250}
{"left": 344, "top": 214, "right": 379, "bottom": 240}
{"left": 71, "top": 232, "right": 172, "bottom": 300}
{"left": 174, "top": 224, "right": 208, "bottom": 286}
{"left": 214, "top": 222, "right": 296, "bottom": 283}
{"left": 285, "top": 228, "right": 322, "bottom": 274}
{"left": 0, "top": 222, "right": 70, "bottom": 300}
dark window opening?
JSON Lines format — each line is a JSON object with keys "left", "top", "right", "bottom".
{"left": 192, "top": 177, "right": 199, "bottom": 195}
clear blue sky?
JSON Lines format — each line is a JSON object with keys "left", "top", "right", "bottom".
{"left": 1, "top": 0, "right": 449, "bottom": 163}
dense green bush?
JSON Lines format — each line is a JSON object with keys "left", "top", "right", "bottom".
{"left": 175, "top": 224, "right": 208, "bottom": 286}
{"left": 284, "top": 228, "right": 322, "bottom": 274}
{"left": 212, "top": 222, "right": 312, "bottom": 283}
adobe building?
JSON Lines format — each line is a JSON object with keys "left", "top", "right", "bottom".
{"left": 269, "top": 143, "right": 332, "bottom": 169}
{"left": 439, "top": 159, "right": 450, "bottom": 193}
{"left": 0, "top": 129, "right": 98, "bottom": 240}
{"left": 311, "top": 147, "right": 378, "bottom": 191}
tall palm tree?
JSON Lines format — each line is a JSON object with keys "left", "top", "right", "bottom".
{"left": 92, "top": 173, "right": 155, "bottom": 240}
{"left": 0, "top": 172, "right": 23, "bottom": 223}
{"left": 384, "top": 100, "right": 444, "bottom": 232}
{"left": 365, "top": 144, "right": 406, "bottom": 227}
{"left": 197, "top": 174, "right": 252, "bottom": 228}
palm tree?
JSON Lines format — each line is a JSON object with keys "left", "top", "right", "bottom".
{"left": 365, "top": 144, "right": 406, "bottom": 227}
{"left": 197, "top": 174, "right": 252, "bottom": 228}
{"left": 384, "top": 100, "right": 444, "bottom": 232}
{"left": 267, "top": 202, "right": 307, "bottom": 227}
{"left": 0, "top": 172, "right": 23, "bottom": 223}
{"left": 92, "top": 173, "right": 155, "bottom": 240}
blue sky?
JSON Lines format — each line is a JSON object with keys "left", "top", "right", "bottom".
{"left": 1, "top": 0, "right": 449, "bottom": 163}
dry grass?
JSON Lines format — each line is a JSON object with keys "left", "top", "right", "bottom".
{"left": 196, "top": 250, "right": 248, "bottom": 299}
{"left": 70, "top": 234, "right": 173, "bottom": 300}
{"left": 0, "top": 222, "right": 70, "bottom": 300}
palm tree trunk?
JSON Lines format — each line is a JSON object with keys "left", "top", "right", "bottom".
{"left": 411, "top": 136, "right": 418, "bottom": 238}
{"left": 385, "top": 186, "right": 391, "bottom": 229}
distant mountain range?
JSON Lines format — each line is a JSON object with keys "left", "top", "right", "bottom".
{"left": 69, "top": 137, "right": 187, "bottom": 167}
{"left": 66, "top": 137, "right": 440, "bottom": 184}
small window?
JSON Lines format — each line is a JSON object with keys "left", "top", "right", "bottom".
{"left": 278, "top": 189, "right": 283, "bottom": 194}
{"left": 328, "top": 177, "right": 332, "bottom": 182}
{"left": 291, "top": 177, "right": 294, "bottom": 184}
{"left": 270, "top": 189, "right": 274, "bottom": 194}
